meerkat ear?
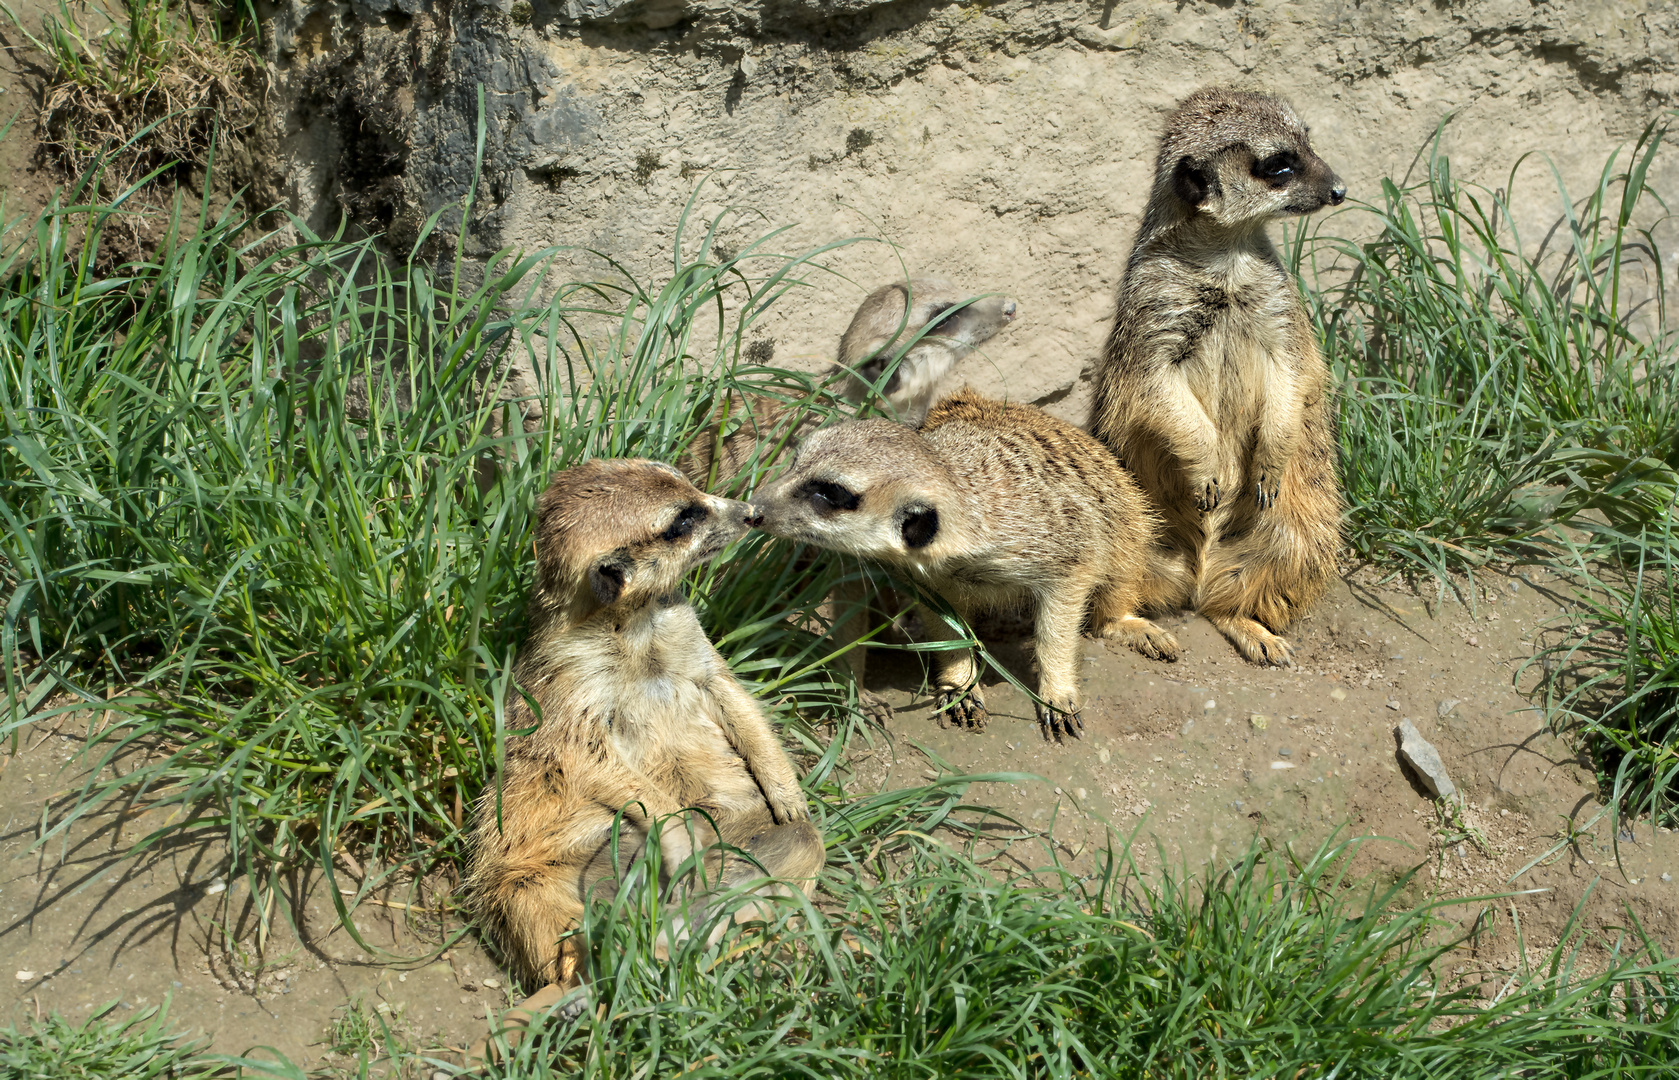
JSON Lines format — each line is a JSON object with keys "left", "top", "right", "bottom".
{"left": 899, "top": 504, "right": 940, "bottom": 549}
{"left": 588, "top": 556, "right": 631, "bottom": 605}
{"left": 1172, "top": 158, "right": 1209, "bottom": 207}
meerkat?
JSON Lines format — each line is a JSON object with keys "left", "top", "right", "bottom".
{"left": 463, "top": 458, "right": 824, "bottom": 1026}
{"left": 753, "top": 389, "right": 1178, "bottom": 741}
{"left": 1089, "top": 87, "right": 1346, "bottom": 666}
{"left": 681, "top": 279, "right": 1017, "bottom": 489}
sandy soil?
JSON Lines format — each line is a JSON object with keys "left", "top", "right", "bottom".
{"left": 2, "top": 565, "right": 1676, "bottom": 1067}
{"left": 850, "top": 566, "right": 1679, "bottom": 985}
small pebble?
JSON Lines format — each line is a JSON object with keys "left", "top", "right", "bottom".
{"left": 1180, "top": 719, "right": 1195, "bottom": 735}
{"left": 1662, "top": 873, "right": 1672, "bottom": 883}
{"left": 1508, "top": 580, "right": 1520, "bottom": 593}
{"left": 1203, "top": 699, "right": 1217, "bottom": 712}
{"left": 1467, "top": 636, "right": 1479, "bottom": 647}
{"left": 1389, "top": 654, "right": 1403, "bottom": 660}
{"left": 1385, "top": 700, "right": 1400, "bottom": 711}
{"left": 482, "top": 977, "right": 500, "bottom": 989}
{"left": 1278, "top": 747, "right": 1293, "bottom": 757}
{"left": 172, "top": 981, "right": 182, "bottom": 988}
{"left": 14, "top": 971, "right": 34, "bottom": 982}
{"left": 1249, "top": 713, "right": 1269, "bottom": 730}
{"left": 1438, "top": 699, "right": 1461, "bottom": 718}
{"left": 1329, "top": 689, "right": 1347, "bottom": 702}
{"left": 1097, "top": 747, "right": 1110, "bottom": 764}
{"left": 1270, "top": 761, "right": 1296, "bottom": 770}
{"left": 1231, "top": 800, "right": 1244, "bottom": 812}
{"left": 1074, "top": 787, "right": 1087, "bottom": 801}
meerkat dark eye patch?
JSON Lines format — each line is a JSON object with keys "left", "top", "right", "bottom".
{"left": 662, "top": 503, "right": 709, "bottom": 541}
{"left": 1172, "top": 158, "right": 1209, "bottom": 207}
{"left": 799, "top": 479, "right": 861, "bottom": 513}
{"left": 588, "top": 556, "right": 631, "bottom": 605}
{"left": 1253, "top": 152, "right": 1298, "bottom": 183}
{"left": 899, "top": 505, "right": 939, "bottom": 549}
{"left": 924, "top": 301, "right": 957, "bottom": 333}
{"left": 857, "top": 354, "right": 900, "bottom": 394}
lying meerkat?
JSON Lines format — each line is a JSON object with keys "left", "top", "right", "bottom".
{"left": 681, "top": 278, "right": 1017, "bottom": 489}
{"left": 753, "top": 389, "right": 1177, "bottom": 741}
{"left": 1089, "top": 87, "right": 1346, "bottom": 666}
{"left": 463, "top": 458, "right": 823, "bottom": 1036}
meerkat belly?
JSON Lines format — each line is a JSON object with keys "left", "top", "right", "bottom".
{"left": 601, "top": 677, "right": 761, "bottom": 812}
{"left": 1197, "top": 315, "right": 1287, "bottom": 477}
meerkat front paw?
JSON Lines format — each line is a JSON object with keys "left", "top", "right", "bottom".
{"left": 934, "top": 686, "right": 987, "bottom": 731}
{"left": 1035, "top": 697, "right": 1083, "bottom": 742}
{"left": 1254, "top": 472, "right": 1281, "bottom": 509}
{"left": 1192, "top": 475, "right": 1222, "bottom": 513}
{"left": 857, "top": 689, "right": 894, "bottom": 725}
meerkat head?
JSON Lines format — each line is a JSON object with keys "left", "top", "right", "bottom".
{"left": 836, "top": 279, "right": 1018, "bottom": 424}
{"left": 754, "top": 420, "right": 960, "bottom": 564}
{"left": 530, "top": 458, "right": 761, "bottom": 626}
{"left": 1151, "top": 87, "right": 1345, "bottom": 233}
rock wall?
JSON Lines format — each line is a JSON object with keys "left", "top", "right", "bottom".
{"left": 258, "top": 0, "right": 1679, "bottom": 418}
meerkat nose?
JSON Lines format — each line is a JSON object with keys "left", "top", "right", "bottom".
{"left": 1002, "top": 299, "right": 1018, "bottom": 320}
{"left": 1329, "top": 182, "right": 1347, "bottom": 206}
{"left": 743, "top": 506, "right": 765, "bottom": 528}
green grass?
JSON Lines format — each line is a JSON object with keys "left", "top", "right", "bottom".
{"left": 0, "top": 174, "right": 875, "bottom": 927}
{"left": 3, "top": 123, "right": 1679, "bottom": 1077}
{"left": 0, "top": 1000, "right": 220, "bottom": 1079}
{"left": 1293, "top": 116, "right": 1679, "bottom": 823}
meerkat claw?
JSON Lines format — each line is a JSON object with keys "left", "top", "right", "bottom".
{"left": 1195, "top": 478, "right": 1222, "bottom": 513}
{"left": 1255, "top": 476, "right": 1279, "bottom": 509}
{"left": 857, "top": 689, "right": 894, "bottom": 725}
{"left": 1036, "top": 701, "right": 1082, "bottom": 742}
{"left": 935, "top": 688, "right": 987, "bottom": 731}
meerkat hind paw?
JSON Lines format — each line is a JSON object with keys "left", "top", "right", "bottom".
{"left": 935, "top": 687, "right": 987, "bottom": 731}
{"left": 857, "top": 689, "right": 894, "bottom": 725}
{"left": 1217, "top": 617, "right": 1294, "bottom": 667}
{"left": 465, "top": 981, "right": 590, "bottom": 1067}
{"left": 1104, "top": 616, "right": 1181, "bottom": 662}
{"left": 1195, "top": 478, "right": 1222, "bottom": 513}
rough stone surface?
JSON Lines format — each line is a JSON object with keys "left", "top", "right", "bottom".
{"left": 1397, "top": 717, "right": 1458, "bottom": 802}
{"left": 255, "top": 0, "right": 1679, "bottom": 415}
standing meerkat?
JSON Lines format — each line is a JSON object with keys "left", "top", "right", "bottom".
{"left": 1089, "top": 87, "right": 1346, "bottom": 665}
{"left": 464, "top": 459, "right": 823, "bottom": 1018}
{"left": 754, "top": 390, "right": 1178, "bottom": 741}
{"left": 682, "top": 279, "right": 1017, "bottom": 488}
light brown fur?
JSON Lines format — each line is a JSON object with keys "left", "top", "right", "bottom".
{"left": 1089, "top": 87, "right": 1345, "bottom": 665}
{"left": 681, "top": 279, "right": 1017, "bottom": 491}
{"left": 463, "top": 459, "right": 823, "bottom": 1000}
{"left": 754, "top": 390, "right": 1176, "bottom": 742}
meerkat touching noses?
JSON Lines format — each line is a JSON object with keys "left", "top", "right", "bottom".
{"left": 682, "top": 279, "right": 1017, "bottom": 488}
{"left": 1089, "top": 87, "right": 1346, "bottom": 666}
{"left": 464, "top": 459, "right": 823, "bottom": 1024}
{"left": 754, "top": 390, "right": 1177, "bottom": 742}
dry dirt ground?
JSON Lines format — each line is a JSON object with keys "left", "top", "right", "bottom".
{"left": 2, "top": 566, "right": 1677, "bottom": 1069}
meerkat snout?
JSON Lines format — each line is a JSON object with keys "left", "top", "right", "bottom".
{"left": 755, "top": 420, "right": 953, "bottom": 559}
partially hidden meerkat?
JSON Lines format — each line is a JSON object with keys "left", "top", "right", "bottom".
{"left": 463, "top": 459, "right": 824, "bottom": 1035}
{"left": 1089, "top": 87, "right": 1346, "bottom": 666}
{"left": 753, "top": 389, "right": 1178, "bottom": 741}
{"left": 681, "top": 279, "right": 1017, "bottom": 489}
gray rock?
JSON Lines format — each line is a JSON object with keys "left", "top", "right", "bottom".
{"left": 1437, "top": 699, "right": 1461, "bottom": 718}
{"left": 1397, "top": 718, "right": 1457, "bottom": 802}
